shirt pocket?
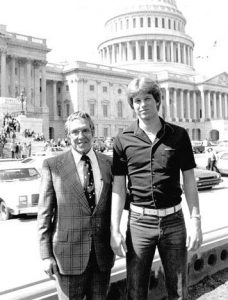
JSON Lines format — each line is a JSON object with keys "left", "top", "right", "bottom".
{"left": 161, "top": 148, "right": 176, "bottom": 169}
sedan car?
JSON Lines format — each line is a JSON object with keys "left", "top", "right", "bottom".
{"left": 194, "top": 168, "right": 222, "bottom": 190}
{"left": 0, "top": 163, "right": 41, "bottom": 220}
{"left": 216, "top": 151, "right": 228, "bottom": 175}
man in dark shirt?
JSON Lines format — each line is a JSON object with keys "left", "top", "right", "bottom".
{"left": 111, "top": 76, "right": 203, "bottom": 300}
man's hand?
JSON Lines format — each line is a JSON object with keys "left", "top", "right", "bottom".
{"left": 186, "top": 218, "right": 203, "bottom": 251}
{"left": 111, "top": 231, "right": 127, "bottom": 257}
{"left": 42, "top": 257, "right": 58, "bottom": 280}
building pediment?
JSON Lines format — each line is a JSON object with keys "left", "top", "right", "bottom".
{"left": 204, "top": 72, "right": 228, "bottom": 86}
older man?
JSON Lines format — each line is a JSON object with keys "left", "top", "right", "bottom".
{"left": 38, "top": 111, "right": 114, "bottom": 300}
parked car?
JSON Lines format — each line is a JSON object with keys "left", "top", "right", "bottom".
{"left": 0, "top": 163, "right": 41, "bottom": 220}
{"left": 213, "top": 141, "right": 228, "bottom": 153}
{"left": 194, "top": 168, "right": 222, "bottom": 190}
{"left": 191, "top": 140, "right": 205, "bottom": 154}
{"left": 216, "top": 151, "right": 228, "bottom": 175}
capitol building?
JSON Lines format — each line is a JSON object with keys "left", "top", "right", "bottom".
{"left": 0, "top": 0, "right": 228, "bottom": 141}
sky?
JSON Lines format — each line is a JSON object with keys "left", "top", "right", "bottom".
{"left": 1, "top": 0, "right": 228, "bottom": 75}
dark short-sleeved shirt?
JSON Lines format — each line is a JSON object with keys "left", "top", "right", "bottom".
{"left": 112, "top": 118, "right": 196, "bottom": 209}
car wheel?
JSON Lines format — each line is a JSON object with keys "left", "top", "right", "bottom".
{"left": 0, "top": 201, "right": 11, "bottom": 221}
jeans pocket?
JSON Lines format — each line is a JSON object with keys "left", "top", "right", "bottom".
{"left": 129, "top": 210, "right": 143, "bottom": 223}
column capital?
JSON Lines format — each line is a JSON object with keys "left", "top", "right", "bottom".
{"left": 0, "top": 47, "right": 7, "bottom": 54}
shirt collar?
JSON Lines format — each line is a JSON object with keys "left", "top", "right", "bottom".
{"left": 71, "top": 147, "right": 95, "bottom": 164}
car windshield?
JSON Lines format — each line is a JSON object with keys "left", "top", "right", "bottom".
{"left": 0, "top": 168, "right": 40, "bottom": 181}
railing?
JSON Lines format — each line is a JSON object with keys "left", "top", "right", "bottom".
{"left": 1, "top": 226, "right": 228, "bottom": 300}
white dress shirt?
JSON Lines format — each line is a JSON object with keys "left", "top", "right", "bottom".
{"left": 71, "top": 148, "right": 102, "bottom": 204}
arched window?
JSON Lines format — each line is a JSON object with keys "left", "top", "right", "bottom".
{"left": 117, "top": 101, "right": 123, "bottom": 118}
{"left": 155, "top": 17, "right": 158, "bottom": 28}
{"left": 162, "top": 18, "right": 165, "bottom": 28}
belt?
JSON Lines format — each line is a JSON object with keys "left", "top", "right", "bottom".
{"left": 130, "top": 203, "right": 182, "bottom": 217}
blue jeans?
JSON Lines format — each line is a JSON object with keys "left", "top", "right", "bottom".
{"left": 126, "top": 209, "right": 187, "bottom": 300}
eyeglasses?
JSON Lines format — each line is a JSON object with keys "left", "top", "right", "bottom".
{"left": 69, "top": 128, "right": 92, "bottom": 137}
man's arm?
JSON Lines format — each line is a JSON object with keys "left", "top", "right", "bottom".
{"left": 182, "top": 168, "right": 203, "bottom": 251}
{"left": 37, "top": 159, "right": 58, "bottom": 279}
{"left": 110, "top": 175, "right": 128, "bottom": 257}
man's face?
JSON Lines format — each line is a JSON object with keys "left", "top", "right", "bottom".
{"left": 68, "top": 118, "right": 93, "bottom": 154}
{"left": 132, "top": 92, "right": 159, "bottom": 121}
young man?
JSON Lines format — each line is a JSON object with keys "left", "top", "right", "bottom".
{"left": 38, "top": 111, "right": 114, "bottom": 299}
{"left": 111, "top": 77, "right": 203, "bottom": 299}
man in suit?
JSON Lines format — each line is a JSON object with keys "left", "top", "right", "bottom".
{"left": 38, "top": 111, "right": 114, "bottom": 300}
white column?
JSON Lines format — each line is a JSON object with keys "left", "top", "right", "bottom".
{"left": 206, "top": 91, "right": 211, "bottom": 119}
{"left": 112, "top": 44, "right": 115, "bottom": 64}
{"left": 165, "top": 87, "right": 171, "bottom": 120}
{"left": 53, "top": 81, "right": 57, "bottom": 118}
{"left": 136, "top": 40, "right": 140, "bottom": 60}
{"left": 173, "top": 88, "right": 177, "bottom": 120}
{"left": 154, "top": 40, "right": 157, "bottom": 62}
{"left": 41, "top": 62, "right": 48, "bottom": 109}
{"left": 119, "top": 43, "right": 122, "bottom": 62}
{"left": 200, "top": 89, "right": 205, "bottom": 120}
{"left": 11, "top": 55, "right": 16, "bottom": 97}
{"left": 26, "top": 59, "right": 32, "bottom": 111}
{"left": 179, "top": 89, "right": 184, "bottom": 120}
{"left": 213, "top": 92, "right": 217, "bottom": 119}
{"left": 178, "top": 43, "right": 181, "bottom": 63}
{"left": 107, "top": 46, "right": 111, "bottom": 64}
{"left": 127, "top": 42, "right": 131, "bottom": 61}
{"left": 0, "top": 48, "right": 7, "bottom": 97}
{"left": 225, "top": 94, "right": 228, "bottom": 118}
{"left": 162, "top": 40, "right": 166, "bottom": 62}
{"left": 186, "top": 90, "right": 191, "bottom": 120}
{"left": 183, "top": 45, "right": 186, "bottom": 64}
{"left": 145, "top": 40, "right": 148, "bottom": 61}
{"left": 193, "top": 91, "right": 197, "bottom": 120}
{"left": 218, "top": 92, "right": 222, "bottom": 119}
{"left": 170, "top": 41, "right": 174, "bottom": 63}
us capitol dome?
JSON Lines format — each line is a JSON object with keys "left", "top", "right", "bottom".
{"left": 98, "top": 0, "right": 194, "bottom": 75}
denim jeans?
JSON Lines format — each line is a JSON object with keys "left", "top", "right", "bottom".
{"left": 126, "top": 209, "right": 187, "bottom": 300}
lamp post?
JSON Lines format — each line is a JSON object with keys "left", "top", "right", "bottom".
{"left": 18, "top": 91, "right": 26, "bottom": 115}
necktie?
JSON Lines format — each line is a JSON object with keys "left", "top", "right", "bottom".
{"left": 81, "top": 154, "right": 96, "bottom": 212}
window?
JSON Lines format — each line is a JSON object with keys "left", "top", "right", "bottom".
{"left": 58, "top": 87, "right": 61, "bottom": 94}
{"left": 89, "top": 85, "right": 94, "bottom": 91}
{"left": 117, "top": 101, "right": 123, "bottom": 118}
{"left": 168, "top": 19, "right": 171, "bottom": 29}
{"left": 133, "top": 18, "right": 136, "bottom": 28}
{"left": 66, "top": 103, "right": 70, "bottom": 117}
{"left": 162, "top": 18, "right": 165, "bottom": 28}
{"left": 140, "top": 17, "right": 143, "bottom": 27}
{"left": 118, "top": 88, "right": 122, "bottom": 94}
{"left": 57, "top": 104, "right": 61, "bottom": 117}
{"left": 103, "top": 128, "right": 108, "bottom": 137}
{"left": 103, "top": 86, "right": 108, "bottom": 93}
{"left": 155, "top": 17, "right": 158, "bottom": 27}
{"left": 89, "top": 103, "right": 95, "bottom": 116}
{"left": 120, "top": 20, "right": 123, "bottom": 30}
{"left": 66, "top": 85, "right": 69, "bottom": 92}
{"left": 103, "top": 104, "right": 108, "bottom": 117}
{"left": 148, "top": 17, "right": 151, "bottom": 27}
{"left": 126, "top": 19, "right": 129, "bottom": 29}
{"left": 174, "top": 20, "right": 176, "bottom": 30}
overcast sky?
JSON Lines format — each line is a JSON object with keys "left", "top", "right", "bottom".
{"left": 1, "top": 0, "right": 228, "bottom": 74}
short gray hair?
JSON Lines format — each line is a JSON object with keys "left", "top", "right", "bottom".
{"left": 65, "top": 111, "right": 95, "bottom": 136}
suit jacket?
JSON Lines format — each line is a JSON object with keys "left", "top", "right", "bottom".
{"left": 37, "top": 149, "right": 114, "bottom": 275}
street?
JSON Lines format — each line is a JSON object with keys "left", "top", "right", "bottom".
{"left": 0, "top": 177, "right": 228, "bottom": 296}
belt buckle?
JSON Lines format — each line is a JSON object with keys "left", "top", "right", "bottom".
{"left": 158, "top": 209, "right": 166, "bottom": 217}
